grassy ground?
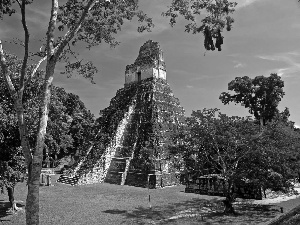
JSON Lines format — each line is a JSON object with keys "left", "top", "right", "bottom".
{"left": 0, "top": 176, "right": 296, "bottom": 225}
{"left": 267, "top": 204, "right": 300, "bottom": 225}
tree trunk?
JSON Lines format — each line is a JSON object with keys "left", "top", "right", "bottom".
{"left": 263, "top": 188, "right": 267, "bottom": 198}
{"left": 223, "top": 195, "right": 235, "bottom": 214}
{"left": 259, "top": 117, "right": 263, "bottom": 133}
{"left": 15, "top": 98, "right": 33, "bottom": 168}
{"left": 6, "top": 186, "right": 18, "bottom": 212}
{"left": 223, "top": 181, "right": 236, "bottom": 214}
{"left": 25, "top": 60, "right": 56, "bottom": 225}
{"left": 26, "top": 156, "right": 42, "bottom": 224}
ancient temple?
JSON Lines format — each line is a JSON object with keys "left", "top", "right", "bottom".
{"left": 125, "top": 40, "right": 166, "bottom": 84}
{"left": 57, "top": 40, "right": 186, "bottom": 187}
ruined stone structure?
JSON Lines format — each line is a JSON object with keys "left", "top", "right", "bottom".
{"left": 125, "top": 40, "right": 166, "bottom": 85}
{"left": 57, "top": 40, "right": 185, "bottom": 188}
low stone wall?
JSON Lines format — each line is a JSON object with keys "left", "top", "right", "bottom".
{"left": 125, "top": 172, "right": 148, "bottom": 187}
{"left": 125, "top": 172, "right": 181, "bottom": 188}
{"left": 185, "top": 174, "right": 262, "bottom": 200}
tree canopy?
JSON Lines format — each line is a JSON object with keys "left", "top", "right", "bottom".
{"left": 0, "top": 67, "right": 95, "bottom": 159}
{"left": 172, "top": 108, "right": 300, "bottom": 213}
{"left": 163, "top": 0, "right": 237, "bottom": 51}
{"left": 219, "top": 74, "right": 285, "bottom": 126}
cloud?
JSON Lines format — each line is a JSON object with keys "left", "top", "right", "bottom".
{"left": 295, "top": 124, "right": 300, "bottom": 129}
{"left": 257, "top": 51, "right": 300, "bottom": 77}
{"left": 186, "top": 85, "right": 193, "bottom": 89}
{"left": 233, "top": 61, "right": 246, "bottom": 68}
{"left": 234, "top": 63, "right": 245, "bottom": 68}
{"left": 235, "top": 0, "right": 260, "bottom": 9}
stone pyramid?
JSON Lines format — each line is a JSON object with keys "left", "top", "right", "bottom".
{"left": 57, "top": 40, "right": 186, "bottom": 187}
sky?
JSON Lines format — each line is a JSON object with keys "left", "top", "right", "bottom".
{"left": 1, "top": 0, "right": 300, "bottom": 127}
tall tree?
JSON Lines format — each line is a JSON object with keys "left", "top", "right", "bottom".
{"left": 0, "top": 1, "right": 236, "bottom": 224}
{"left": 0, "top": 63, "right": 94, "bottom": 211}
{"left": 184, "top": 109, "right": 259, "bottom": 213}
{"left": 219, "top": 73, "right": 285, "bottom": 129}
{"left": 173, "top": 108, "right": 299, "bottom": 214}
{"left": 246, "top": 108, "right": 300, "bottom": 193}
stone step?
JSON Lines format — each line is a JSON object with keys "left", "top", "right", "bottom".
{"left": 56, "top": 175, "right": 80, "bottom": 186}
{"left": 111, "top": 156, "right": 132, "bottom": 160}
{"left": 104, "top": 171, "right": 123, "bottom": 185}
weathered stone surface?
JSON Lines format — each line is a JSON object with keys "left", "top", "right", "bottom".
{"left": 125, "top": 40, "right": 167, "bottom": 85}
{"left": 57, "top": 40, "right": 185, "bottom": 188}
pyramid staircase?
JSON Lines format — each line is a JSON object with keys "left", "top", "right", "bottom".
{"left": 57, "top": 102, "right": 136, "bottom": 185}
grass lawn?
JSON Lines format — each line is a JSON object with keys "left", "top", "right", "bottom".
{"left": 0, "top": 175, "right": 293, "bottom": 225}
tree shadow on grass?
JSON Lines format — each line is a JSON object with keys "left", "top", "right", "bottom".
{"left": 120, "top": 198, "right": 281, "bottom": 225}
{"left": 0, "top": 200, "right": 25, "bottom": 222}
{"left": 103, "top": 209, "right": 127, "bottom": 214}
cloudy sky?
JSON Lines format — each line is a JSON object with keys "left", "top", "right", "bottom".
{"left": 1, "top": 0, "right": 300, "bottom": 127}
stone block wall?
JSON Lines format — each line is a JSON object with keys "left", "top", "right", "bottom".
{"left": 125, "top": 172, "right": 181, "bottom": 189}
{"left": 109, "top": 158, "right": 127, "bottom": 172}
{"left": 104, "top": 171, "right": 123, "bottom": 184}
{"left": 153, "top": 68, "right": 166, "bottom": 80}
{"left": 125, "top": 172, "right": 148, "bottom": 187}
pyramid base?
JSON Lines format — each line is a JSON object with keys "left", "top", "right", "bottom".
{"left": 125, "top": 171, "right": 181, "bottom": 189}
